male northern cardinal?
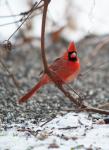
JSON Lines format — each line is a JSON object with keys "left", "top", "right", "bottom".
{"left": 19, "top": 41, "right": 80, "bottom": 104}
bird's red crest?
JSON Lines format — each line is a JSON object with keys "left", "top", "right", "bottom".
{"left": 63, "top": 41, "right": 77, "bottom": 59}
{"left": 68, "top": 41, "right": 77, "bottom": 52}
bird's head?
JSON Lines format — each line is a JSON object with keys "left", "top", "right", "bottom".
{"left": 63, "top": 41, "right": 79, "bottom": 62}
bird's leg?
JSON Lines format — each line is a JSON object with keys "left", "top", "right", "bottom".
{"left": 48, "top": 69, "right": 84, "bottom": 105}
{"left": 49, "top": 69, "right": 84, "bottom": 103}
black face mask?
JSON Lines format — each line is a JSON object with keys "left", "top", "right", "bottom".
{"left": 68, "top": 51, "right": 77, "bottom": 62}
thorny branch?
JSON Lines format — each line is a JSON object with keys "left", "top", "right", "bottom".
{"left": 0, "top": 3, "right": 43, "bottom": 18}
{"left": 0, "top": 1, "right": 44, "bottom": 26}
{"left": 0, "top": 40, "right": 19, "bottom": 88}
{"left": 0, "top": 0, "right": 44, "bottom": 49}
{"left": 8, "top": 0, "right": 43, "bottom": 41}
{"left": 0, "top": 12, "right": 41, "bottom": 27}
{"left": 0, "top": 1, "right": 44, "bottom": 88}
{"left": 41, "top": 0, "right": 109, "bottom": 115}
{"left": 0, "top": 59, "right": 19, "bottom": 88}
{"left": 5, "top": 0, "right": 26, "bottom": 40}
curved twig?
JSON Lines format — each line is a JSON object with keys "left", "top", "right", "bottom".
{"left": 8, "top": 0, "right": 43, "bottom": 41}
{"left": 40, "top": 0, "right": 109, "bottom": 115}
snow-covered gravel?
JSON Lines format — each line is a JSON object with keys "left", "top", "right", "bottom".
{"left": 0, "top": 112, "right": 109, "bottom": 150}
{"left": 0, "top": 34, "right": 109, "bottom": 150}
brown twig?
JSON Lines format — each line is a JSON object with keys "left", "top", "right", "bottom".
{"left": 5, "top": 0, "right": 27, "bottom": 41}
{"left": 8, "top": 0, "right": 43, "bottom": 41}
{"left": 0, "top": 1, "right": 44, "bottom": 90}
{"left": 41, "top": 0, "right": 49, "bottom": 71}
{"left": 41, "top": 0, "right": 81, "bottom": 105}
{"left": 0, "top": 3, "right": 43, "bottom": 18}
{"left": 0, "top": 40, "right": 20, "bottom": 89}
{"left": 0, "top": 11, "right": 42, "bottom": 27}
{"left": 40, "top": 0, "right": 109, "bottom": 115}
{"left": 0, "top": 59, "right": 19, "bottom": 88}
{"left": 98, "top": 102, "right": 109, "bottom": 109}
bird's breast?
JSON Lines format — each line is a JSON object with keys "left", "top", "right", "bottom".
{"left": 65, "top": 61, "right": 80, "bottom": 82}
{"left": 48, "top": 58, "right": 80, "bottom": 84}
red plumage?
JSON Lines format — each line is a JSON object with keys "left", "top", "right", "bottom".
{"left": 19, "top": 41, "right": 80, "bottom": 104}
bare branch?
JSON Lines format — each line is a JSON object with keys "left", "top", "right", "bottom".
{"left": 0, "top": 59, "right": 19, "bottom": 88}
{"left": 40, "top": 0, "right": 109, "bottom": 115}
{"left": 41, "top": 0, "right": 49, "bottom": 71}
{"left": 0, "top": 2, "right": 44, "bottom": 18}
{"left": 8, "top": 0, "right": 43, "bottom": 41}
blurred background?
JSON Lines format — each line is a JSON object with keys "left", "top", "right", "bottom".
{"left": 0, "top": 0, "right": 109, "bottom": 42}
{"left": 0, "top": 1, "right": 109, "bottom": 149}
{"left": 0, "top": 0, "right": 109, "bottom": 131}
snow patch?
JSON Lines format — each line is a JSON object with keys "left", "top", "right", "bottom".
{"left": 0, "top": 112, "right": 109, "bottom": 150}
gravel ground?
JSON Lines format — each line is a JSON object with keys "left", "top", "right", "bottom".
{"left": 0, "top": 34, "right": 109, "bottom": 125}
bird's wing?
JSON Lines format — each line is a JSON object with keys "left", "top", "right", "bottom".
{"left": 49, "top": 57, "right": 69, "bottom": 72}
{"left": 38, "top": 58, "right": 61, "bottom": 76}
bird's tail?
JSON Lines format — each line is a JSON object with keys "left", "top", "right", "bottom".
{"left": 18, "top": 75, "right": 48, "bottom": 104}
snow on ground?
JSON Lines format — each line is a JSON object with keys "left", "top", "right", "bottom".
{"left": 0, "top": 112, "right": 109, "bottom": 150}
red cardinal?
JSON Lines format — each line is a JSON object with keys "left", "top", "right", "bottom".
{"left": 19, "top": 41, "right": 80, "bottom": 104}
